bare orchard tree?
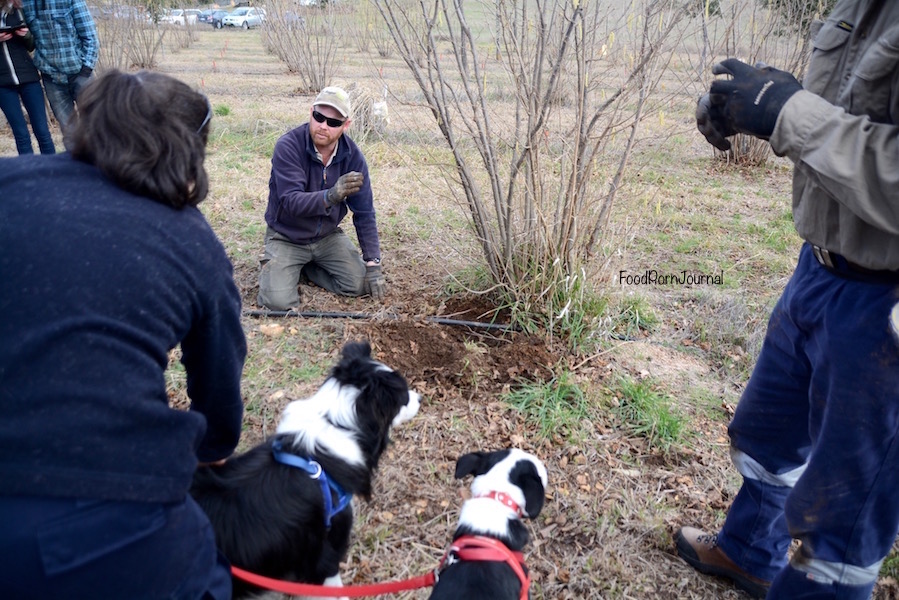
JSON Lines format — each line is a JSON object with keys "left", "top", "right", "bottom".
{"left": 92, "top": 0, "right": 165, "bottom": 72}
{"left": 374, "top": 0, "right": 690, "bottom": 322}
{"left": 262, "top": 0, "right": 342, "bottom": 93}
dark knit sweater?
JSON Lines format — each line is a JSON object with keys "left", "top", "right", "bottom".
{"left": 265, "top": 123, "right": 381, "bottom": 262}
{"left": 0, "top": 153, "right": 247, "bottom": 503}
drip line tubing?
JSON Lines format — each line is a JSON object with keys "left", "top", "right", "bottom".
{"left": 242, "top": 309, "right": 518, "bottom": 332}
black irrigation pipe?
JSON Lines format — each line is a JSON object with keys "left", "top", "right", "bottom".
{"left": 242, "top": 309, "right": 519, "bottom": 332}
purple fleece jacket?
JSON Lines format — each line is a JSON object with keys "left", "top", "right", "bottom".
{"left": 264, "top": 123, "right": 381, "bottom": 262}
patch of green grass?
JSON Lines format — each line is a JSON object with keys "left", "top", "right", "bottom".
{"left": 444, "top": 263, "right": 495, "bottom": 296}
{"left": 504, "top": 371, "right": 591, "bottom": 443}
{"left": 880, "top": 549, "right": 899, "bottom": 580}
{"left": 608, "top": 294, "right": 659, "bottom": 339}
{"left": 608, "top": 374, "right": 686, "bottom": 453}
{"left": 543, "top": 270, "right": 608, "bottom": 352}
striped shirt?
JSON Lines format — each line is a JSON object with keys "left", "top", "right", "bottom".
{"left": 22, "top": 0, "right": 98, "bottom": 83}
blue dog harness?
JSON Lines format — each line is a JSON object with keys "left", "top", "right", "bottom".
{"left": 271, "top": 439, "right": 352, "bottom": 528}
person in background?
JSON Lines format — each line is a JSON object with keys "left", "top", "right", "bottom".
{"left": 21, "top": 0, "right": 98, "bottom": 129}
{"left": 678, "top": 2, "right": 899, "bottom": 599}
{"left": 258, "top": 85, "right": 387, "bottom": 310}
{"left": 0, "top": 70, "right": 245, "bottom": 599}
{"left": 0, "top": 0, "right": 54, "bottom": 154}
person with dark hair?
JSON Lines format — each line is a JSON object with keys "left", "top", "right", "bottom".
{"left": 21, "top": 0, "right": 98, "bottom": 129}
{"left": 0, "top": 0, "right": 55, "bottom": 155}
{"left": 0, "top": 69, "right": 245, "bottom": 599}
{"left": 258, "top": 85, "right": 387, "bottom": 310}
{"left": 678, "top": 2, "right": 899, "bottom": 599}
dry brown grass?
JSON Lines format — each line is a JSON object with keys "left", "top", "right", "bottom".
{"left": 5, "top": 15, "right": 898, "bottom": 599}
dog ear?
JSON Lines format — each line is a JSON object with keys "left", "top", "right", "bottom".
{"left": 454, "top": 452, "right": 490, "bottom": 479}
{"left": 511, "top": 461, "right": 546, "bottom": 518}
{"left": 341, "top": 340, "right": 372, "bottom": 361}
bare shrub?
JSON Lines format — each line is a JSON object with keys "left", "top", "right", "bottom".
{"left": 337, "top": 83, "right": 389, "bottom": 142}
{"left": 91, "top": 0, "right": 165, "bottom": 72}
{"left": 165, "top": 22, "right": 194, "bottom": 52}
{"left": 262, "top": 0, "right": 341, "bottom": 93}
{"left": 375, "top": 0, "right": 692, "bottom": 333}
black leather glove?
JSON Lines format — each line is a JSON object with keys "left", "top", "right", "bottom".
{"left": 364, "top": 264, "right": 386, "bottom": 301}
{"left": 707, "top": 58, "right": 802, "bottom": 141}
{"left": 325, "top": 171, "right": 363, "bottom": 206}
{"left": 696, "top": 93, "right": 735, "bottom": 151}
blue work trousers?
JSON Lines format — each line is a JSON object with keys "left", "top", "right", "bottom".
{"left": 717, "top": 243, "right": 899, "bottom": 599}
{"left": 0, "top": 494, "right": 231, "bottom": 600}
{"left": 0, "top": 81, "right": 55, "bottom": 155}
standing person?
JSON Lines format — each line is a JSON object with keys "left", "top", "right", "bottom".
{"left": 258, "top": 85, "right": 387, "bottom": 310}
{"left": 0, "top": 70, "right": 245, "bottom": 599}
{"left": 0, "top": 0, "right": 54, "bottom": 154}
{"left": 678, "top": 2, "right": 899, "bottom": 599}
{"left": 21, "top": 0, "right": 98, "bottom": 129}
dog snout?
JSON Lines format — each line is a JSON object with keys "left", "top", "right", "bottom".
{"left": 392, "top": 390, "right": 421, "bottom": 426}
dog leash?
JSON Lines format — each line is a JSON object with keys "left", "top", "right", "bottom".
{"left": 446, "top": 535, "right": 530, "bottom": 600}
{"left": 231, "top": 534, "right": 530, "bottom": 598}
{"left": 231, "top": 565, "right": 436, "bottom": 597}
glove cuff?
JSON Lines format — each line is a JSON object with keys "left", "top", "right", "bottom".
{"left": 325, "top": 187, "right": 342, "bottom": 206}
{"left": 757, "top": 82, "right": 801, "bottom": 138}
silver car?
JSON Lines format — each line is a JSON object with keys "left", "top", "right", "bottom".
{"left": 221, "top": 7, "right": 265, "bottom": 29}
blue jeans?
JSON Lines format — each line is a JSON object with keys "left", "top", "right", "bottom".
{"left": 41, "top": 71, "right": 92, "bottom": 130}
{"left": 717, "top": 243, "right": 899, "bottom": 599}
{"left": 0, "top": 82, "right": 55, "bottom": 155}
{"left": 258, "top": 227, "right": 366, "bottom": 310}
{"left": 0, "top": 494, "right": 231, "bottom": 600}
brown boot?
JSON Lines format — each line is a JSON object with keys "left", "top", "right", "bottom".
{"left": 675, "top": 526, "right": 771, "bottom": 598}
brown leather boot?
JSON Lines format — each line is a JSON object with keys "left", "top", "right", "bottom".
{"left": 675, "top": 526, "right": 771, "bottom": 598}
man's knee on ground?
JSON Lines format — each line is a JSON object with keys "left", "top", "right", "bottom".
{"left": 257, "top": 287, "right": 300, "bottom": 311}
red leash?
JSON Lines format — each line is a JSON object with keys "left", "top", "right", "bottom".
{"left": 231, "top": 565, "right": 436, "bottom": 597}
{"left": 231, "top": 535, "right": 527, "bottom": 598}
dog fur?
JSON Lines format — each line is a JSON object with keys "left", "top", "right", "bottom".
{"left": 190, "top": 341, "right": 420, "bottom": 599}
{"left": 430, "top": 448, "right": 548, "bottom": 600}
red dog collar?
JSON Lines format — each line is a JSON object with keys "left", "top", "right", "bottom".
{"left": 479, "top": 491, "right": 525, "bottom": 517}
{"left": 442, "top": 535, "right": 530, "bottom": 600}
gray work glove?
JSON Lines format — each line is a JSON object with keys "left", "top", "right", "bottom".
{"left": 364, "top": 264, "right": 386, "bottom": 301}
{"left": 706, "top": 58, "right": 802, "bottom": 143}
{"left": 325, "top": 171, "right": 363, "bottom": 206}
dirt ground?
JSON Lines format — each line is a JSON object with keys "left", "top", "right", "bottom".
{"left": 236, "top": 257, "right": 761, "bottom": 600}
{"left": 237, "top": 251, "right": 899, "bottom": 599}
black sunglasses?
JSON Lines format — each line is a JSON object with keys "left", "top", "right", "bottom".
{"left": 312, "top": 110, "right": 346, "bottom": 128}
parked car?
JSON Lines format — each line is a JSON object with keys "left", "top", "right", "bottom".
{"left": 222, "top": 6, "right": 264, "bottom": 29}
{"left": 197, "top": 9, "right": 215, "bottom": 24}
{"left": 164, "top": 8, "right": 201, "bottom": 25}
{"left": 210, "top": 9, "right": 229, "bottom": 28}
{"left": 159, "top": 8, "right": 176, "bottom": 23}
{"left": 183, "top": 9, "right": 202, "bottom": 24}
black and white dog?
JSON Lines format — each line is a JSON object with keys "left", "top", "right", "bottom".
{"left": 190, "top": 341, "right": 420, "bottom": 599}
{"left": 430, "top": 449, "right": 548, "bottom": 600}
